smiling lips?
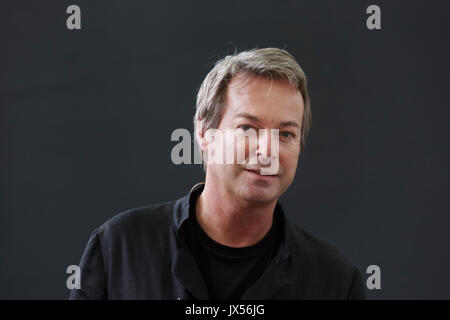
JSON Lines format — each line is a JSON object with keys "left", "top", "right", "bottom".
{"left": 244, "top": 168, "right": 278, "bottom": 177}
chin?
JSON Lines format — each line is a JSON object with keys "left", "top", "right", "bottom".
{"left": 235, "top": 185, "right": 280, "bottom": 203}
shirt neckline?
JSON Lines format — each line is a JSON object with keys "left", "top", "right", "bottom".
{"left": 188, "top": 185, "right": 281, "bottom": 259}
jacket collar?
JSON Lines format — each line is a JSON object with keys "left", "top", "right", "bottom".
{"left": 172, "top": 182, "right": 204, "bottom": 234}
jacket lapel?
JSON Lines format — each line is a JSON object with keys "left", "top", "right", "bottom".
{"left": 241, "top": 260, "right": 293, "bottom": 299}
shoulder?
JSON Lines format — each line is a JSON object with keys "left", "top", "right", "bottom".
{"left": 290, "top": 223, "right": 355, "bottom": 271}
{"left": 286, "top": 220, "right": 364, "bottom": 298}
{"left": 95, "top": 199, "right": 178, "bottom": 245}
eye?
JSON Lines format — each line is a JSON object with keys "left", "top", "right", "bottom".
{"left": 280, "top": 131, "right": 295, "bottom": 139}
{"left": 239, "top": 124, "right": 253, "bottom": 131}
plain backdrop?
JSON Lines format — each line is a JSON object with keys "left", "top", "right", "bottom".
{"left": 1, "top": 0, "right": 450, "bottom": 299}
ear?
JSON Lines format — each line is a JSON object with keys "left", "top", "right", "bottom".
{"left": 195, "top": 118, "right": 207, "bottom": 153}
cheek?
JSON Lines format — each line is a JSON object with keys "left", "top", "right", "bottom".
{"left": 279, "top": 146, "right": 300, "bottom": 171}
{"left": 224, "top": 133, "right": 258, "bottom": 163}
{"left": 223, "top": 133, "right": 247, "bottom": 164}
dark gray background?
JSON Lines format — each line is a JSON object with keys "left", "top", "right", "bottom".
{"left": 1, "top": 0, "right": 449, "bottom": 299}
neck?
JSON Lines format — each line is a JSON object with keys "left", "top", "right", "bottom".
{"left": 195, "top": 178, "right": 277, "bottom": 248}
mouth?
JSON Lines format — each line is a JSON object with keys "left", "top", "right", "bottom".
{"left": 244, "top": 168, "right": 278, "bottom": 178}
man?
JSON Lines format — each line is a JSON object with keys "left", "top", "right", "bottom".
{"left": 69, "top": 48, "right": 366, "bottom": 300}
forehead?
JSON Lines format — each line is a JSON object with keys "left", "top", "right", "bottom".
{"left": 224, "top": 73, "right": 304, "bottom": 123}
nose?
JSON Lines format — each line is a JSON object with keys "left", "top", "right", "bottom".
{"left": 257, "top": 129, "right": 278, "bottom": 166}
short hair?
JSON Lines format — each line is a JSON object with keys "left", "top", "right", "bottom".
{"left": 194, "top": 47, "right": 312, "bottom": 151}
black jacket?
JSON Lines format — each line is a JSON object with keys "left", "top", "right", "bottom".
{"left": 69, "top": 184, "right": 366, "bottom": 300}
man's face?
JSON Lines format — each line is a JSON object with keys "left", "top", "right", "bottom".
{"left": 204, "top": 73, "right": 304, "bottom": 203}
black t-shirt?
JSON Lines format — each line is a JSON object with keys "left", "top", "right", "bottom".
{"left": 184, "top": 194, "right": 283, "bottom": 300}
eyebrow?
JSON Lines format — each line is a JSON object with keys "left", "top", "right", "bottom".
{"left": 235, "top": 112, "right": 300, "bottom": 128}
